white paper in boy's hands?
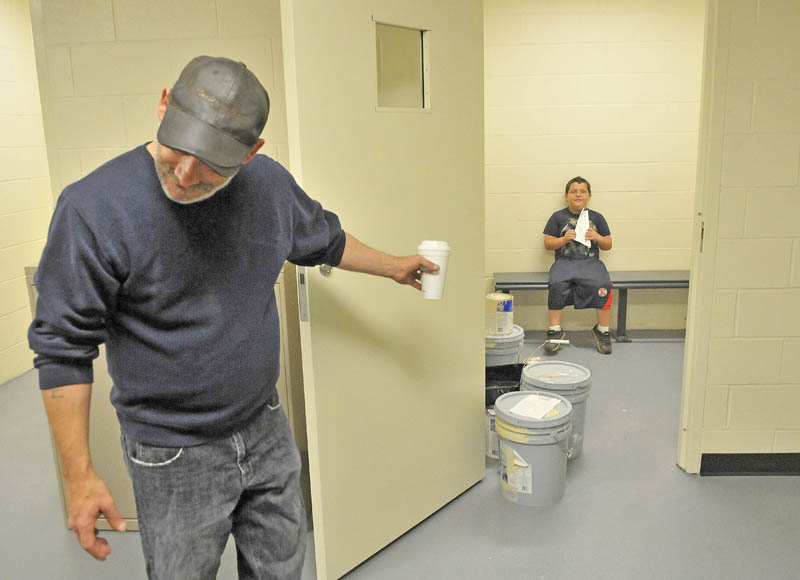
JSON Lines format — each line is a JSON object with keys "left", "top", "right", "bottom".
{"left": 574, "top": 208, "right": 591, "bottom": 247}
{"left": 510, "top": 394, "right": 560, "bottom": 420}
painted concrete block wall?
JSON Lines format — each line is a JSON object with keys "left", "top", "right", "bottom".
{"left": 31, "top": 0, "right": 289, "bottom": 201}
{"left": 0, "top": 0, "right": 53, "bottom": 385}
{"left": 484, "top": 0, "right": 705, "bottom": 330}
{"left": 701, "top": 0, "right": 800, "bottom": 454}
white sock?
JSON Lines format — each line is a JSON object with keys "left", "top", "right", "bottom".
{"left": 597, "top": 325, "right": 609, "bottom": 333}
{"left": 549, "top": 325, "right": 562, "bottom": 331}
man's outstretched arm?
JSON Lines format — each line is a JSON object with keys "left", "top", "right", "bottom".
{"left": 337, "top": 232, "right": 439, "bottom": 291}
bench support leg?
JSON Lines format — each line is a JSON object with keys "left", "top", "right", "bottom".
{"left": 616, "top": 288, "right": 631, "bottom": 342}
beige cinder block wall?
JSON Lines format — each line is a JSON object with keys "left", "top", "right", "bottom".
{"left": 29, "top": 0, "right": 289, "bottom": 202}
{"left": 0, "top": 0, "right": 53, "bottom": 385}
{"left": 484, "top": 0, "right": 705, "bottom": 331}
{"left": 679, "top": 0, "right": 800, "bottom": 469}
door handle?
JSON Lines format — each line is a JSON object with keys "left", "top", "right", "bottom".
{"left": 319, "top": 264, "right": 333, "bottom": 277}
{"left": 297, "top": 267, "right": 309, "bottom": 322}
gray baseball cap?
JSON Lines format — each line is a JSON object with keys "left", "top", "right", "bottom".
{"left": 156, "top": 56, "right": 270, "bottom": 177}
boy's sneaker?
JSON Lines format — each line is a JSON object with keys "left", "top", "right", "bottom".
{"left": 592, "top": 325, "right": 612, "bottom": 354}
{"left": 544, "top": 328, "right": 566, "bottom": 353}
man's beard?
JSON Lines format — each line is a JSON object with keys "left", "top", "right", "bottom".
{"left": 153, "top": 142, "right": 236, "bottom": 204}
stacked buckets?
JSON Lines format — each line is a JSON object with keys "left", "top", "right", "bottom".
{"left": 492, "top": 361, "right": 593, "bottom": 506}
{"left": 484, "top": 291, "right": 595, "bottom": 506}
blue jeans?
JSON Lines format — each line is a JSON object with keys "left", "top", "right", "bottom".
{"left": 120, "top": 392, "right": 306, "bottom": 580}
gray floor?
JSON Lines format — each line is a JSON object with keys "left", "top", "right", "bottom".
{"left": 2, "top": 333, "right": 799, "bottom": 579}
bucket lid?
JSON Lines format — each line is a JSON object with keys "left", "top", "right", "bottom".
{"left": 494, "top": 391, "right": 572, "bottom": 429}
{"left": 522, "top": 361, "right": 591, "bottom": 391}
{"left": 486, "top": 292, "right": 512, "bottom": 301}
{"left": 485, "top": 324, "right": 524, "bottom": 343}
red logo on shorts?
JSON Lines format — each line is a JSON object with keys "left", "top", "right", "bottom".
{"left": 598, "top": 288, "right": 608, "bottom": 297}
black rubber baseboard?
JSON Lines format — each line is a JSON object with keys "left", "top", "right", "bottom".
{"left": 700, "top": 453, "right": 800, "bottom": 476}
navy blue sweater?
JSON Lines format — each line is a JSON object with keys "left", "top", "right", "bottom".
{"left": 29, "top": 144, "right": 345, "bottom": 446}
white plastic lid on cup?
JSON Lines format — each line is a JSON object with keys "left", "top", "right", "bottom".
{"left": 418, "top": 240, "right": 451, "bottom": 253}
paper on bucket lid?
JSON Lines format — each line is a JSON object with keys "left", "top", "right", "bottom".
{"left": 509, "top": 394, "right": 560, "bottom": 420}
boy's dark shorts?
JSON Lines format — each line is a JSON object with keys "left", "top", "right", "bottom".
{"left": 548, "top": 258, "right": 612, "bottom": 310}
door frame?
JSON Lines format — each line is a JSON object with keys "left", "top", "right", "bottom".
{"left": 677, "top": 0, "right": 727, "bottom": 474}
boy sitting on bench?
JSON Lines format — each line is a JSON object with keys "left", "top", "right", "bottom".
{"left": 543, "top": 176, "right": 613, "bottom": 354}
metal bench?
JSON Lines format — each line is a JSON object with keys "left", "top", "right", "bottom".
{"left": 493, "top": 270, "right": 690, "bottom": 342}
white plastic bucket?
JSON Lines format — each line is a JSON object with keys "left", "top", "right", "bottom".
{"left": 485, "top": 324, "right": 524, "bottom": 367}
{"left": 494, "top": 391, "right": 572, "bottom": 506}
{"left": 521, "top": 361, "right": 591, "bottom": 460}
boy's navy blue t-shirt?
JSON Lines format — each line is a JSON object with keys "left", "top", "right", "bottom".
{"left": 543, "top": 207, "right": 611, "bottom": 260}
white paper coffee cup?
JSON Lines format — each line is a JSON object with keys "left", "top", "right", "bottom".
{"left": 417, "top": 240, "right": 450, "bottom": 300}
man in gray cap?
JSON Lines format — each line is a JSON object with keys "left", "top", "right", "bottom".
{"left": 29, "top": 56, "right": 437, "bottom": 580}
